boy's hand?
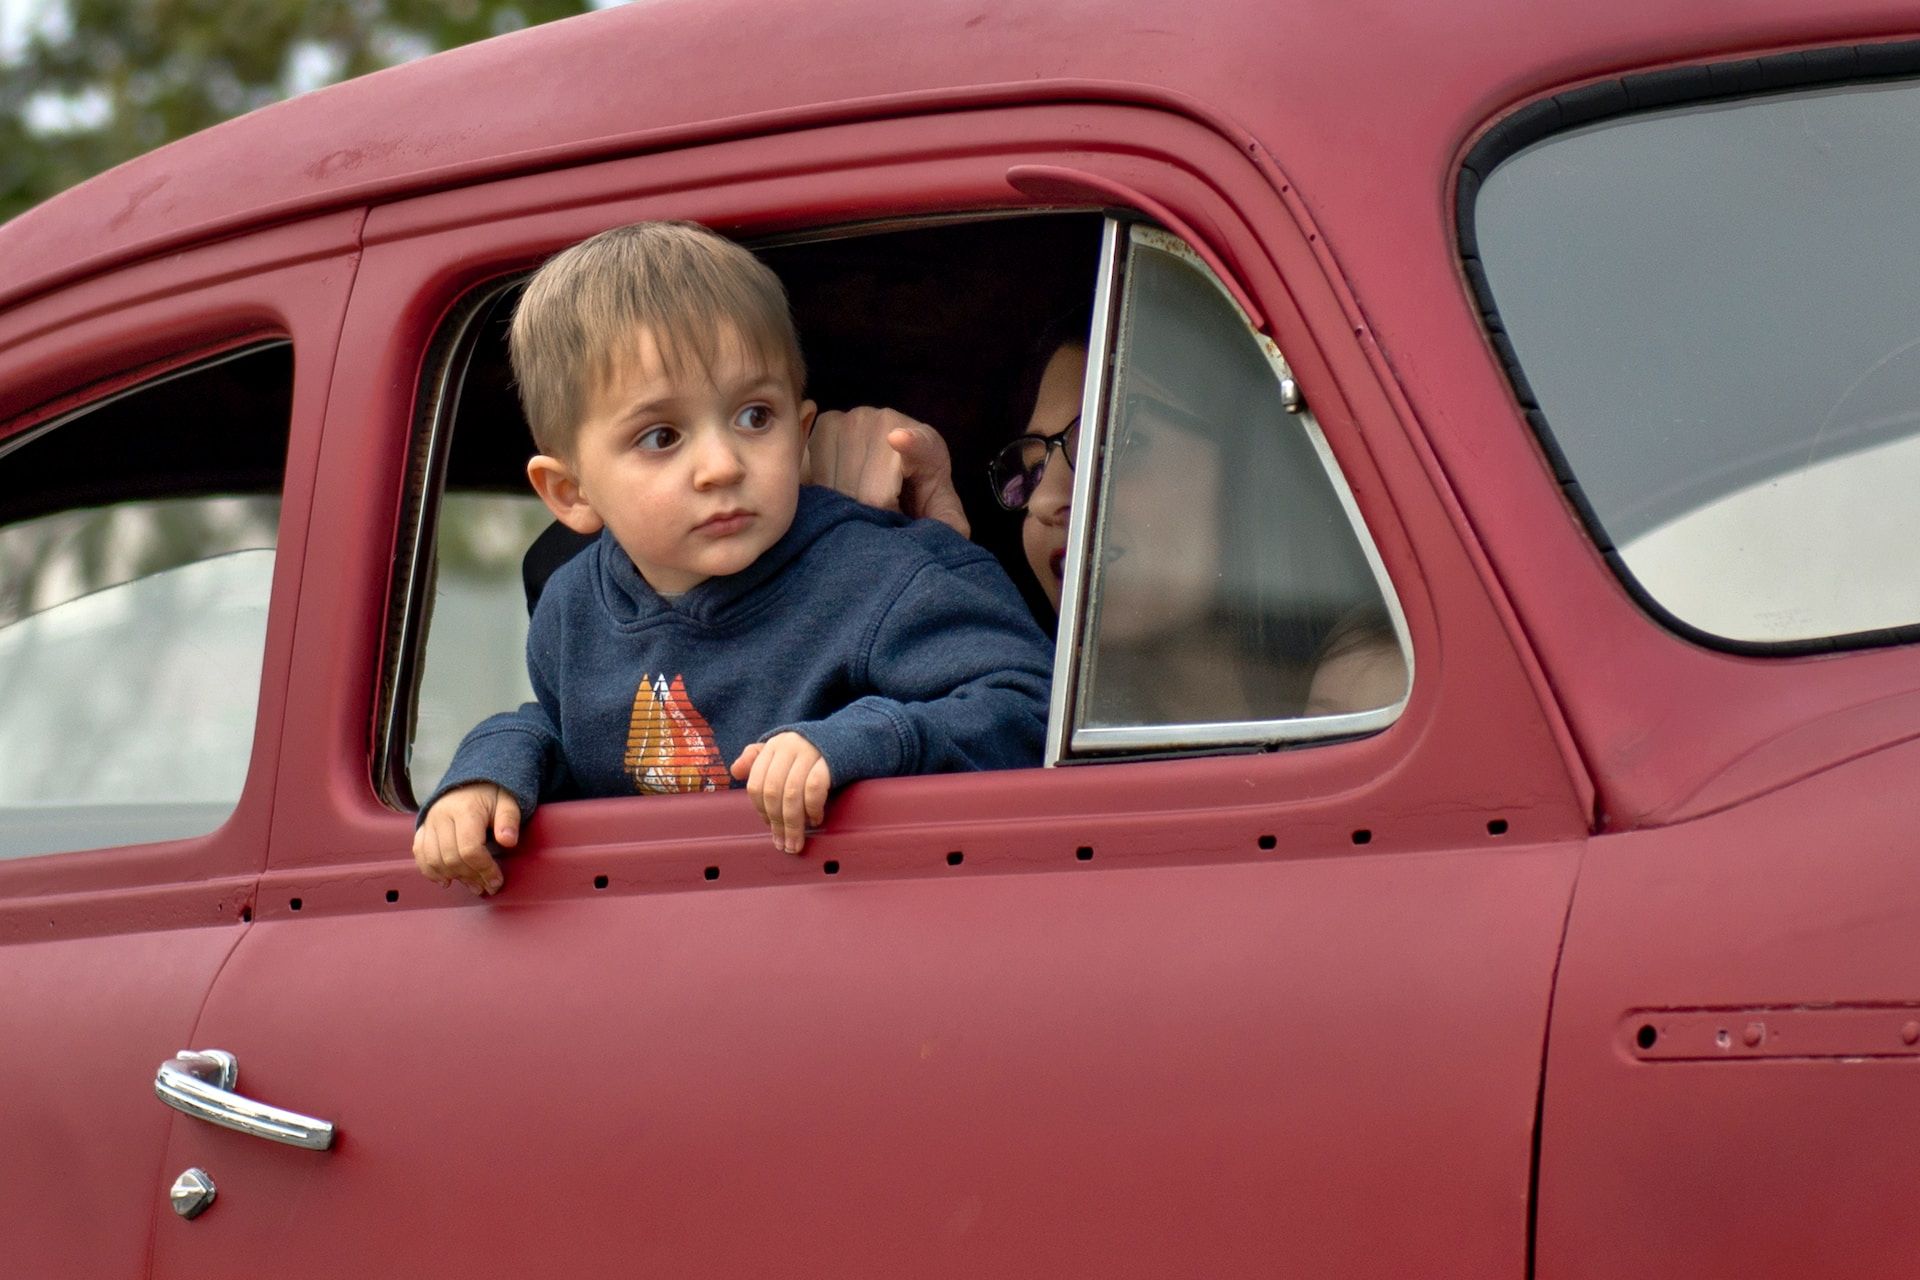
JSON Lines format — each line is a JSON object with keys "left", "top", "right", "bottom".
{"left": 806, "top": 407, "right": 970, "bottom": 539}
{"left": 731, "top": 733, "right": 831, "bottom": 854}
{"left": 412, "top": 782, "right": 518, "bottom": 895}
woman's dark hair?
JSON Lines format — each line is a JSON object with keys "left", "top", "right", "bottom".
{"left": 1007, "top": 301, "right": 1096, "bottom": 438}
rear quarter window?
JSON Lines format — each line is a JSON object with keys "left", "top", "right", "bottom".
{"left": 1468, "top": 61, "right": 1920, "bottom": 648}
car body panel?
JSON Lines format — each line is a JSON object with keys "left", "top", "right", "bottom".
{"left": 3, "top": 927, "right": 243, "bottom": 1276}
{"left": 139, "top": 100, "right": 1588, "bottom": 1272}
{"left": 1537, "top": 737, "right": 1920, "bottom": 1276}
{"left": 0, "top": 211, "right": 361, "bottom": 1272}
{"left": 160, "top": 845, "right": 1577, "bottom": 1278}
{"left": 5, "top": 1, "right": 1920, "bottom": 1275}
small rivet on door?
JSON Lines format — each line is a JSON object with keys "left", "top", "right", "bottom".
{"left": 170, "top": 1168, "right": 216, "bottom": 1220}
{"left": 1743, "top": 1022, "right": 1765, "bottom": 1048}
{"left": 1901, "top": 1021, "right": 1919, "bottom": 1046}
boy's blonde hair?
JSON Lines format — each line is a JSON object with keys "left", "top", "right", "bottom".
{"left": 509, "top": 221, "right": 805, "bottom": 457}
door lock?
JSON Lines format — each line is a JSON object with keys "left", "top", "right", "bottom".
{"left": 169, "top": 1167, "right": 216, "bottom": 1220}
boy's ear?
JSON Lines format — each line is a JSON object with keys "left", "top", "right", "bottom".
{"left": 527, "top": 454, "right": 605, "bottom": 535}
{"left": 799, "top": 399, "right": 818, "bottom": 441}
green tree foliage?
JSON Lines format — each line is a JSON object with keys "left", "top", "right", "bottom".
{"left": 2, "top": 0, "right": 597, "bottom": 222}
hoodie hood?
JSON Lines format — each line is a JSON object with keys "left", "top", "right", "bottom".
{"left": 596, "top": 485, "right": 907, "bottom": 627}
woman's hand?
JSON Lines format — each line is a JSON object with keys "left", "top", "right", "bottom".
{"left": 806, "top": 406, "right": 970, "bottom": 538}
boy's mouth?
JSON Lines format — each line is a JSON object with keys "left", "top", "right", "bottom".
{"left": 696, "top": 510, "right": 752, "bottom": 536}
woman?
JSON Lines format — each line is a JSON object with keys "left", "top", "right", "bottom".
{"left": 811, "top": 329, "right": 1406, "bottom": 724}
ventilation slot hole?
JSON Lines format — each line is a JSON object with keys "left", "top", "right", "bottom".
{"left": 704, "top": 866, "right": 719, "bottom": 882}
{"left": 289, "top": 898, "right": 303, "bottom": 912}
{"left": 385, "top": 889, "right": 400, "bottom": 903}
{"left": 1636, "top": 1024, "right": 1658, "bottom": 1051}
{"left": 240, "top": 907, "right": 252, "bottom": 924}
{"left": 593, "top": 875, "right": 609, "bottom": 890}
{"left": 1351, "top": 829, "right": 1373, "bottom": 846}
{"left": 1487, "top": 818, "right": 1509, "bottom": 836}
{"left": 946, "top": 851, "right": 964, "bottom": 867}
{"left": 1076, "top": 846, "right": 1094, "bottom": 862}
{"left": 1257, "top": 834, "right": 1277, "bottom": 851}
{"left": 823, "top": 860, "right": 840, "bottom": 876}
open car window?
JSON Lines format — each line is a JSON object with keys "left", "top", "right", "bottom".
{"left": 384, "top": 214, "right": 1409, "bottom": 806}
{"left": 0, "top": 344, "right": 290, "bottom": 858}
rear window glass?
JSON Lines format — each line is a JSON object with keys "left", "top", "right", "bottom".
{"left": 1474, "top": 77, "right": 1920, "bottom": 646}
{"left": 0, "top": 344, "right": 289, "bottom": 857}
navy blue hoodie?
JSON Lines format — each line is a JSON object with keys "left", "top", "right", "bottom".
{"left": 424, "top": 486, "right": 1053, "bottom": 819}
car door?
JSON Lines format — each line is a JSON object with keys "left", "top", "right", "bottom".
{"left": 1452, "top": 45, "right": 1920, "bottom": 1278}
{"left": 0, "top": 212, "right": 359, "bottom": 1276}
{"left": 153, "top": 104, "right": 1588, "bottom": 1278}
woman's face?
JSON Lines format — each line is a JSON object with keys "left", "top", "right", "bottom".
{"left": 1095, "top": 393, "right": 1224, "bottom": 646}
{"left": 1021, "top": 345, "right": 1087, "bottom": 612}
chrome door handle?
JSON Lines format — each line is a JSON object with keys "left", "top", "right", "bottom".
{"left": 154, "top": 1049, "right": 336, "bottom": 1151}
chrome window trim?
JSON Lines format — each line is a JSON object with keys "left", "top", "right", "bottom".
{"left": 1043, "top": 217, "right": 1124, "bottom": 767}
{"left": 1070, "top": 708, "right": 1397, "bottom": 754}
{"left": 1061, "top": 223, "right": 1411, "bottom": 758}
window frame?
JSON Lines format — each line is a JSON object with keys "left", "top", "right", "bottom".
{"left": 0, "top": 339, "right": 294, "bottom": 860}
{"left": 375, "top": 279, "right": 521, "bottom": 811}
{"left": 385, "top": 210, "right": 1416, "bottom": 801}
{"left": 0, "top": 205, "right": 358, "bottom": 901}
{"left": 1048, "top": 219, "right": 1413, "bottom": 763}
{"left": 281, "top": 100, "right": 1589, "bottom": 884}
{"left": 377, "top": 211, "right": 1098, "bottom": 808}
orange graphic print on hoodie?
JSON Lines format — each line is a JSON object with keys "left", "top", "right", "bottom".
{"left": 623, "top": 674, "right": 729, "bottom": 794}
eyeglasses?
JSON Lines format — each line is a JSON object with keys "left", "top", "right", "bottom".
{"left": 988, "top": 417, "right": 1079, "bottom": 511}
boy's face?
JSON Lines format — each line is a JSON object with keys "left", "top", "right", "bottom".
{"left": 531, "top": 323, "right": 814, "bottom": 595}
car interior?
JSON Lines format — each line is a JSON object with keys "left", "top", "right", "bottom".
{"left": 433, "top": 213, "right": 1107, "bottom": 626}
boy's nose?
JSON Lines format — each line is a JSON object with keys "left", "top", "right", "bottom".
{"left": 690, "top": 429, "right": 747, "bottom": 487}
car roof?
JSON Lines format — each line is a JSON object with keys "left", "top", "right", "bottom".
{"left": 2, "top": 0, "right": 1908, "bottom": 312}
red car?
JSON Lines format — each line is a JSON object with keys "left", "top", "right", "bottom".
{"left": 5, "top": 1, "right": 1919, "bottom": 1274}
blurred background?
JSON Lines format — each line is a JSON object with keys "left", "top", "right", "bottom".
{"left": 0, "top": 0, "right": 619, "bottom": 222}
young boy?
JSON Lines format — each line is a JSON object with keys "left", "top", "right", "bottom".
{"left": 413, "top": 221, "right": 1053, "bottom": 894}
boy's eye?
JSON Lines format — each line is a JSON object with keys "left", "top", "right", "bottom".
{"left": 734, "top": 404, "right": 774, "bottom": 433}
{"left": 635, "top": 425, "right": 680, "bottom": 451}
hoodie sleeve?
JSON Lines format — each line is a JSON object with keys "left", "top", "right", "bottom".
{"left": 769, "top": 551, "right": 1053, "bottom": 786}
{"left": 415, "top": 594, "right": 573, "bottom": 823}
{"left": 416, "top": 701, "right": 569, "bottom": 823}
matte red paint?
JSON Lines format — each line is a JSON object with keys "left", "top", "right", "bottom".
{"left": 4, "top": 1, "right": 1918, "bottom": 1276}
{"left": 0, "top": 213, "right": 361, "bottom": 1277}
{"left": 167, "top": 105, "right": 1573, "bottom": 1274}
{"left": 160, "top": 852, "right": 1577, "bottom": 1278}
{"left": 1539, "top": 737, "right": 1920, "bottom": 1277}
